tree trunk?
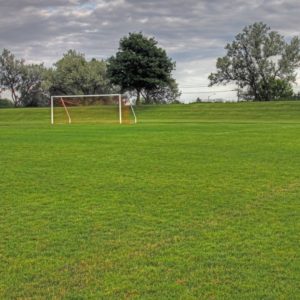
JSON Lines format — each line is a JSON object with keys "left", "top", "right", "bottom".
{"left": 11, "top": 87, "right": 19, "bottom": 107}
{"left": 136, "top": 89, "right": 141, "bottom": 105}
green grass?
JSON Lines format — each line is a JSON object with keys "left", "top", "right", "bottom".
{"left": 0, "top": 102, "right": 300, "bottom": 299}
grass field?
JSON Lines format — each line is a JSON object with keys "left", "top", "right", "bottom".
{"left": 0, "top": 102, "right": 300, "bottom": 299}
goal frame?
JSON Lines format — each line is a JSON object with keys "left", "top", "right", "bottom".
{"left": 50, "top": 94, "right": 137, "bottom": 125}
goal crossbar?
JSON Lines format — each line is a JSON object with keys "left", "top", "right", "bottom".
{"left": 50, "top": 94, "right": 137, "bottom": 125}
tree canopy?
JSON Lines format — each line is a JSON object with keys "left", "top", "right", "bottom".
{"left": 107, "top": 32, "right": 177, "bottom": 104}
{"left": 140, "top": 78, "right": 181, "bottom": 104}
{"left": 209, "top": 22, "right": 300, "bottom": 101}
{"left": 0, "top": 49, "right": 46, "bottom": 107}
{"left": 47, "top": 50, "right": 111, "bottom": 96}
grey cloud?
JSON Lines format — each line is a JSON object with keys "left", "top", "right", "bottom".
{"left": 0, "top": 0, "right": 299, "bottom": 100}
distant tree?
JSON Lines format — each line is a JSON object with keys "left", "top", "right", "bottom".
{"left": 0, "top": 49, "right": 24, "bottom": 106}
{"left": 107, "top": 32, "right": 176, "bottom": 104}
{"left": 48, "top": 50, "right": 111, "bottom": 95}
{"left": 141, "top": 79, "right": 181, "bottom": 104}
{"left": 0, "top": 49, "right": 46, "bottom": 107}
{"left": 209, "top": 22, "right": 300, "bottom": 101}
{"left": 19, "top": 63, "right": 47, "bottom": 107}
{"left": 86, "top": 58, "right": 112, "bottom": 94}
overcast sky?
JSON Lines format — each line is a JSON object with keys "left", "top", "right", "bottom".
{"left": 1, "top": 0, "right": 300, "bottom": 101}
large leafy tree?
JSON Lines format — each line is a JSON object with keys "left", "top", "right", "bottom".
{"left": 209, "top": 22, "right": 300, "bottom": 101}
{"left": 48, "top": 50, "right": 111, "bottom": 95}
{"left": 107, "top": 32, "right": 176, "bottom": 104}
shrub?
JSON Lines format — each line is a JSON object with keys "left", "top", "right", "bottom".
{"left": 0, "top": 98, "right": 13, "bottom": 108}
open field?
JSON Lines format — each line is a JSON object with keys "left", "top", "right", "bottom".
{"left": 0, "top": 102, "right": 300, "bottom": 299}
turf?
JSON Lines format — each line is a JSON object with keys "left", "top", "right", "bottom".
{"left": 0, "top": 102, "right": 299, "bottom": 299}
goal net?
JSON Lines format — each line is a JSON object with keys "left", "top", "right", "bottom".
{"left": 50, "top": 94, "right": 137, "bottom": 124}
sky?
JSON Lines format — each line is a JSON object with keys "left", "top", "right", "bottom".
{"left": 0, "top": 0, "right": 300, "bottom": 102}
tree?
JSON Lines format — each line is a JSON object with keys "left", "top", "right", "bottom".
{"left": 258, "top": 78, "right": 293, "bottom": 100}
{"left": 48, "top": 50, "right": 111, "bottom": 95}
{"left": 209, "top": 22, "right": 300, "bottom": 101}
{"left": 19, "top": 63, "right": 47, "bottom": 107}
{"left": 0, "top": 49, "right": 46, "bottom": 107}
{"left": 107, "top": 32, "right": 176, "bottom": 104}
{"left": 0, "top": 49, "right": 24, "bottom": 106}
{"left": 141, "top": 78, "right": 181, "bottom": 104}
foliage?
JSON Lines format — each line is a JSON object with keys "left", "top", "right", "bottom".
{"left": 140, "top": 78, "right": 181, "bottom": 104}
{"left": 107, "top": 32, "right": 176, "bottom": 104}
{"left": 292, "top": 92, "right": 300, "bottom": 101}
{"left": 209, "top": 22, "right": 300, "bottom": 101}
{"left": 0, "top": 49, "right": 46, "bottom": 107}
{"left": 0, "top": 98, "right": 13, "bottom": 108}
{"left": 258, "top": 78, "right": 293, "bottom": 100}
{"left": 19, "top": 63, "right": 48, "bottom": 107}
{"left": 0, "top": 49, "right": 24, "bottom": 106}
{"left": 48, "top": 50, "right": 112, "bottom": 96}
{"left": 188, "top": 97, "right": 203, "bottom": 104}
{"left": 1, "top": 36, "right": 179, "bottom": 107}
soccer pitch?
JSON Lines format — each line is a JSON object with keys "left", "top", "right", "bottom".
{"left": 0, "top": 102, "right": 300, "bottom": 299}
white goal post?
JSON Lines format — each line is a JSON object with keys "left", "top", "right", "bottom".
{"left": 50, "top": 94, "right": 137, "bottom": 125}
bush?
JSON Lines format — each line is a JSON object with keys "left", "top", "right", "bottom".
{"left": 0, "top": 98, "right": 13, "bottom": 108}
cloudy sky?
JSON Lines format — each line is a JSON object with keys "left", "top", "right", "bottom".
{"left": 1, "top": 0, "right": 300, "bottom": 101}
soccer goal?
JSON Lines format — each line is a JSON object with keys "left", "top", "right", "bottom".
{"left": 50, "top": 94, "right": 137, "bottom": 125}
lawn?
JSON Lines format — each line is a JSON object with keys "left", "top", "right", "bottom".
{"left": 0, "top": 102, "right": 299, "bottom": 299}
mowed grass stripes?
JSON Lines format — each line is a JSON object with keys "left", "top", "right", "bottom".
{"left": 0, "top": 102, "right": 299, "bottom": 299}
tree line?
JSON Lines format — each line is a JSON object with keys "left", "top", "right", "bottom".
{"left": 0, "top": 33, "right": 180, "bottom": 107}
{"left": 1, "top": 23, "right": 300, "bottom": 107}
